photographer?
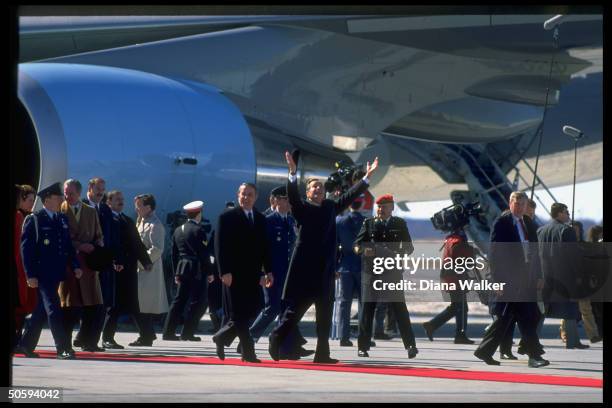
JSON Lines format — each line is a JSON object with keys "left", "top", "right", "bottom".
{"left": 422, "top": 226, "right": 475, "bottom": 345}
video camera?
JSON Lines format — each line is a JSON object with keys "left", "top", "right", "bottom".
{"left": 325, "top": 160, "right": 366, "bottom": 193}
{"left": 431, "top": 201, "right": 482, "bottom": 233}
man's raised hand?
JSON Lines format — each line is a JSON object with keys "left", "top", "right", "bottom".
{"left": 366, "top": 157, "right": 379, "bottom": 178}
{"left": 285, "top": 151, "right": 297, "bottom": 175}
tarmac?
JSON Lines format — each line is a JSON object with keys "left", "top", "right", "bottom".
{"left": 10, "top": 312, "right": 603, "bottom": 403}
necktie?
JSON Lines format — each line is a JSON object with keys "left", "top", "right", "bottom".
{"left": 518, "top": 218, "right": 528, "bottom": 240}
{"left": 73, "top": 206, "right": 79, "bottom": 216}
{"left": 248, "top": 212, "right": 254, "bottom": 227}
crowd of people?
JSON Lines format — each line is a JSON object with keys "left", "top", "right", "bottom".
{"left": 12, "top": 152, "right": 604, "bottom": 367}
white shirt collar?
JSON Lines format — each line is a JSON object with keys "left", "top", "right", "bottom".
{"left": 43, "top": 207, "right": 56, "bottom": 218}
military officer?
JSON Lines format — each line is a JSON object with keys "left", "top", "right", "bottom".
{"left": 162, "top": 201, "right": 215, "bottom": 341}
{"left": 247, "top": 186, "right": 311, "bottom": 358}
{"left": 16, "top": 182, "right": 83, "bottom": 360}
{"left": 354, "top": 194, "right": 418, "bottom": 359}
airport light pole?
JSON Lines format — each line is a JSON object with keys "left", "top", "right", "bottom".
{"left": 563, "top": 125, "right": 584, "bottom": 225}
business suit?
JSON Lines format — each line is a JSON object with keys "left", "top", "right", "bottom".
{"left": 538, "top": 219, "right": 582, "bottom": 347}
{"left": 83, "top": 198, "right": 116, "bottom": 347}
{"left": 269, "top": 177, "right": 369, "bottom": 361}
{"left": 59, "top": 201, "right": 104, "bottom": 349}
{"left": 355, "top": 216, "right": 417, "bottom": 353}
{"left": 19, "top": 209, "right": 79, "bottom": 355}
{"left": 102, "top": 212, "right": 152, "bottom": 345}
{"left": 213, "top": 206, "right": 271, "bottom": 359}
{"left": 474, "top": 212, "right": 544, "bottom": 360}
{"left": 163, "top": 219, "right": 213, "bottom": 339}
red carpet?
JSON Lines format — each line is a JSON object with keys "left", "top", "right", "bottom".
{"left": 15, "top": 351, "right": 602, "bottom": 389}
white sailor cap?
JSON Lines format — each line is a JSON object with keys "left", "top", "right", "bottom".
{"left": 183, "top": 200, "right": 204, "bottom": 213}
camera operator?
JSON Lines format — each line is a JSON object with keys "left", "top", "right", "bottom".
{"left": 422, "top": 224, "right": 475, "bottom": 345}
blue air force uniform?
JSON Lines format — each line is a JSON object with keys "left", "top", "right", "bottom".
{"left": 19, "top": 185, "right": 80, "bottom": 354}
{"left": 249, "top": 210, "right": 296, "bottom": 341}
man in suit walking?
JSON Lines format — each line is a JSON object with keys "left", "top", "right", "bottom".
{"left": 100, "top": 190, "right": 153, "bottom": 349}
{"left": 16, "top": 182, "right": 82, "bottom": 359}
{"left": 163, "top": 200, "right": 215, "bottom": 341}
{"left": 538, "top": 203, "right": 589, "bottom": 349}
{"left": 474, "top": 191, "right": 549, "bottom": 368}
{"left": 60, "top": 178, "right": 105, "bottom": 352}
{"left": 268, "top": 151, "right": 378, "bottom": 364}
{"left": 212, "top": 183, "right": 273, "bottom": 363}
{"left": 81, "top": 177, "right": 116, "bottom": 350}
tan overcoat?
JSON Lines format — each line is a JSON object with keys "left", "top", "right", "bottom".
{"left": 58, "top": 201, "right": 104, "bottom": 307}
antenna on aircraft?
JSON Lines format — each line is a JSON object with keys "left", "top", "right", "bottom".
{"left": 563, "top": 125, "right": 584, "bottom": 225}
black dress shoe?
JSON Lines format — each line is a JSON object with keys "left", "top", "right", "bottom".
{"left": 373, "top": 333, "right": 392, "bottom": 340}
{"left": 358, "top": 350, "right": 369, "bottom": 358}
{"left": 500, "top": 352, "right": 518, "bottom": 360}
{"left": 590, "top": 336, "right": 602, "bottom": 344}
{"left": 82, "top": 345, "right": 105, "bottom": 352}
{"left": 474, "top": 350, "right": 500, "bottom": 365}
{"left": 567, "top": 343, "right": 590, "bottom": 349}
{"left": 180, "top": 335, "right": 201, "bottom": 342}
{"left": 268, "top": 336, "right": 280, "bottom": 361}
{"left": 313, "top": 355, "right": 339, "bottom": 364}
{"left": 14, "top": 346, "right": 39, "bottom": 358}
{"left": 212, "top": 337, "right": 225, "bottom": 360}
{"left": 102, "top": 341, "right": 124, "bottom": 350}
{"left": 422, "top": 322, "right": 434, "bottom": 341}
{"left": 339, "top": 339, "right": 353, "bottom": 347}
{"left": 129, "top": 338, "right": 153, "bottom": 347}
{"left": 299, "top": 337, "right": 307, "bottom": 346}
{"left": 241, "top": 355, "right": 261, "bottom": 363}
{"left": 528, "top": 357, "right": 550, "bottom": 368}
{"left": 57, "top": 350, "right": 76, "bottom": 360}
{"left": 454, "top": 335, "right": 475, "bottom": 345}
{"left": 73, "top": 339, "right": 83, "bottom": 348}
{"left": 66, "top": 348, "right": 76, "bottom": 357}
{"left": 370, "top": 340, "right": 376, "bottom": 347}
{"left": 407, "top": 346, "right": 418, "bottom": 359}
{"left": 299, "top": 347, "right": 315, "bottom": 357}
{"left": 162, "top": 334, "right": 180, "bottom": 341}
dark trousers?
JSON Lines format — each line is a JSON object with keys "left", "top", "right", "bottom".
{"left": 476, "top": 302, "right": 543, "bottom": 358}
{"left": 213, "top": 286, "right": 261, "bottom": 358}
{"left": 337, "top": 271, "right": 361, "bottom": 341}
{"left": 270, "top": 295, "right": 333, "bottom": 358}
{"left": 249, "top": 288, "right": 304, "bottom": 355}
{"left": 358, "top": 301, "right": 416, "bottom": 351}
{"left": 500, "top": 318, "right": 516, "bottom": 354}
{"left": 163, "top": 276, "right": 208, "bottom": 338}
{"left": 20, "top": 283, "right": 69, "bottom": 353}
{"left": 102, "top": 307, "right": 146, "bottom": 343}
{"left": 591, "top": 301, "right": 604, "bottom": 339}
{"left": 428, "top": 289, "right": 468, "bottom": 336}
{"left": 135, "top": 313, "right": 156, "bottom": 341}
{"left": 73, "top": 304, "right": 104, "bottom": 347}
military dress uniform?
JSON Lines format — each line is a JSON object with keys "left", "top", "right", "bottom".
{"left": 248, "top": 210, "right": 295, "bottom": 340}
{"left": 18, "top": 183, "right": 80, "bottom": 359}
{"left": 354, "top": 196, "right": 418, "bottom": 358}
{"left": 163, "top": 201, "right": 214, "bottom": 341}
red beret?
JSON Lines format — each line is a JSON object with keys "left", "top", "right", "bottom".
{"left": 375, "top": 194, "right": 394, "bottom": 205}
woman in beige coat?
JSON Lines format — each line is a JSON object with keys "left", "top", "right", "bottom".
{"left": 128, "top": 194, "right": 168, "bottom": 347}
